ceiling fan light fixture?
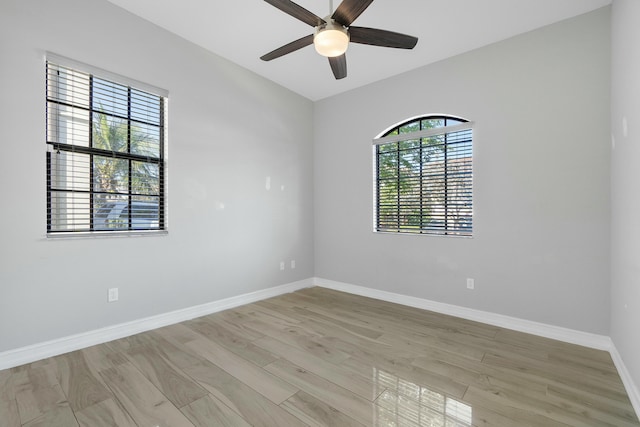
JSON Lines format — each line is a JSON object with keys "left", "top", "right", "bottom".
{"left": 314, "top": 20, "right": 349, "bottom": 57}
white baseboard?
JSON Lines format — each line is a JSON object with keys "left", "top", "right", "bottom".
{"left": 2, "top": 275, "right": 638, "bottom": 420}
{"left": 609, "top": 344, "right": 640, "bottom": 419}
{"left": 313, "top": 277, "right": 611, "bottom": 349}
{"left": 312, "top": 277, "right": 640, "bottom": 419}
{"left": 0, "top": 278, "right": 313, "bottom": 371}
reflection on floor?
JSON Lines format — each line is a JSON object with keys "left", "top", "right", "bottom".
{"left": 376, "top": 368, "right": 473, "bottom": 426}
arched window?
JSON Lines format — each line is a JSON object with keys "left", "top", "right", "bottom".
{"left": 373, "top": 115, "right": 473, "bottom": 236}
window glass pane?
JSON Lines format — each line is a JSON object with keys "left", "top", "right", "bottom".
{"left": 423, "top": 134, "right": 445, "bottom": 148}
{"left": 378, "top": 176, "right": 399, "bottom": 230}
{"left": 93, "top": 196, "right": 129, "bottom": 230}
{"left": 378, "top": 142, "right": 397, "bottom": 153}
{"left": 378, "top": 167, "right": 398, "bottom": 181}
{"left": 131, "top": 122, "right": 161, "bottom": 158}
{"left": 47, "top": 65, "right": 90, "bottom": 108}
{"left": 422, "top": 141, "right": 445, "bottom": 164}
{"left": 93, "top": 156, "right": 129, "bottom": 194}
{"left": 47, "top": 102, "right": 90, "bottom": 146}
{"left": 49, "top": 192, "right": 90, "bottom": 232}
{"left": 378, "top": 151, "right": 399, "bottom": 178}
{"left": 50, "top": 151, "right": 90, "bottom": 191}
{"left": 398, "top": 139, "right": 420, "bottom": 151}
{"left": 421, "top": 118, "right": 445, "bottom": 130}
{"left": 131, "top": 196, "right": 160, "bottom": 229}
{"left": 445, "top": 117, "right": 465, "bottom": 126}
{"left": 92, "top": 78, "right": 128, "bottom": 117}
{"left": 131, "top": 89, "right": 161, "bottom": 125}
{"left": 399, "top": 150, "right": 420, "bottom": 179}
{"left": 399, "top": 121, "right": 420, "bottom": 134}
{"left": 92, "top": 113, "right": 128, "bottom": 153}
{"left": 131, "top": 161, "right": 159, "bottom": 195}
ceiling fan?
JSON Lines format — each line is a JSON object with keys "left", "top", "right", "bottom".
{"left": 260, "top": 0, "right": 418, "bottom": 80}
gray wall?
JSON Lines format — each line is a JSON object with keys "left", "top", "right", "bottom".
{"left": 0, "top": 0, "right": 618, "bottom": 357}
{"left": 0, "top": 0, "right": 314, "bottom": 352}
{"left": 611, "top": 0, "right": 640, "bottom": 395}
{"left": 314, "top": 8, "right": 611, "bottom": 334}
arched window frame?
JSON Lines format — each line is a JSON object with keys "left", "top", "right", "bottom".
{"left": 373, "top": 115, "right": 473, "bottom": 236}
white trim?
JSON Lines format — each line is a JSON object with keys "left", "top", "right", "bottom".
{"left": 45, "top": 230, "right": 168, "bottom": 240}
{"left": 610, "top": 344, "right": 640, "bottom": 418}
{"left": 0, "top": 279, "right": 313, "bottom": 371}
{"left": 1, "top": 275, "right": 637, "bottom": 421}
{"left": 372, "top": 122, "right": 473, "bottom": 145}
{"left": 312, "top": 277, "right": 611, "bottom": 349}
{"left": 374, "top": 114, "right": 471, "bottom": 139}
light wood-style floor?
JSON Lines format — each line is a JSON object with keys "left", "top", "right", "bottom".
{"left": 0, "top": 287, "right": 638, "bottom": 426}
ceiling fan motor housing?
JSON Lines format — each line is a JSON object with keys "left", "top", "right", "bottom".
{"left": 314, "top": 19, "right": 350, "bottom": 57}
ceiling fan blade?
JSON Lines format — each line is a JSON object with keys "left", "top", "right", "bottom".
{"left": 349, "top": 26, "right": 418, "bottom": 49}
{"left": 332, "top": 0, "right": 373, "bottom": 27}
{"left": 260, "top": 34, "right": 314, "bottom": 61}
{"left": 264, "top": 0, "right": 325, "bottom": 27}
{"left": 329, "top": 54, "right": 347, "bottom": 80}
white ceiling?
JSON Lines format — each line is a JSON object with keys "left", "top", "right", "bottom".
{"left": 106, "top": 0, "right": 611, "bottom": 101}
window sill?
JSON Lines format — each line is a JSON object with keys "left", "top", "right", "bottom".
{"left": 45, "top": 230, "right": 168, "bottom": 240}
{"left": 373, "top": 230, "right": 473, "bottom": 239}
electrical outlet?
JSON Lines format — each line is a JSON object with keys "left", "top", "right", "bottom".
{"left": 466, "top": 278, "right": 474, "bottom": 290}
{"left": 280, "top": 261, "right": 285, "bottom": 271}
{"left": 108, "top": 288, "right": 119, "bottom": 302}
{"left": 291, "top": 260, "right": 296, "bottom": 269}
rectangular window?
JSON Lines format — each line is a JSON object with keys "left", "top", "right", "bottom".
{"left": 374, "top": 119, "right": 472, "bottom": 236}
{"left": 46, "top": 59, "right": 166, "bottom": 234}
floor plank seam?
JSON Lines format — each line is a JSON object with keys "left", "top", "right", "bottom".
{"left": 2, "top": 287, "right": 638, "bottom": 427}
